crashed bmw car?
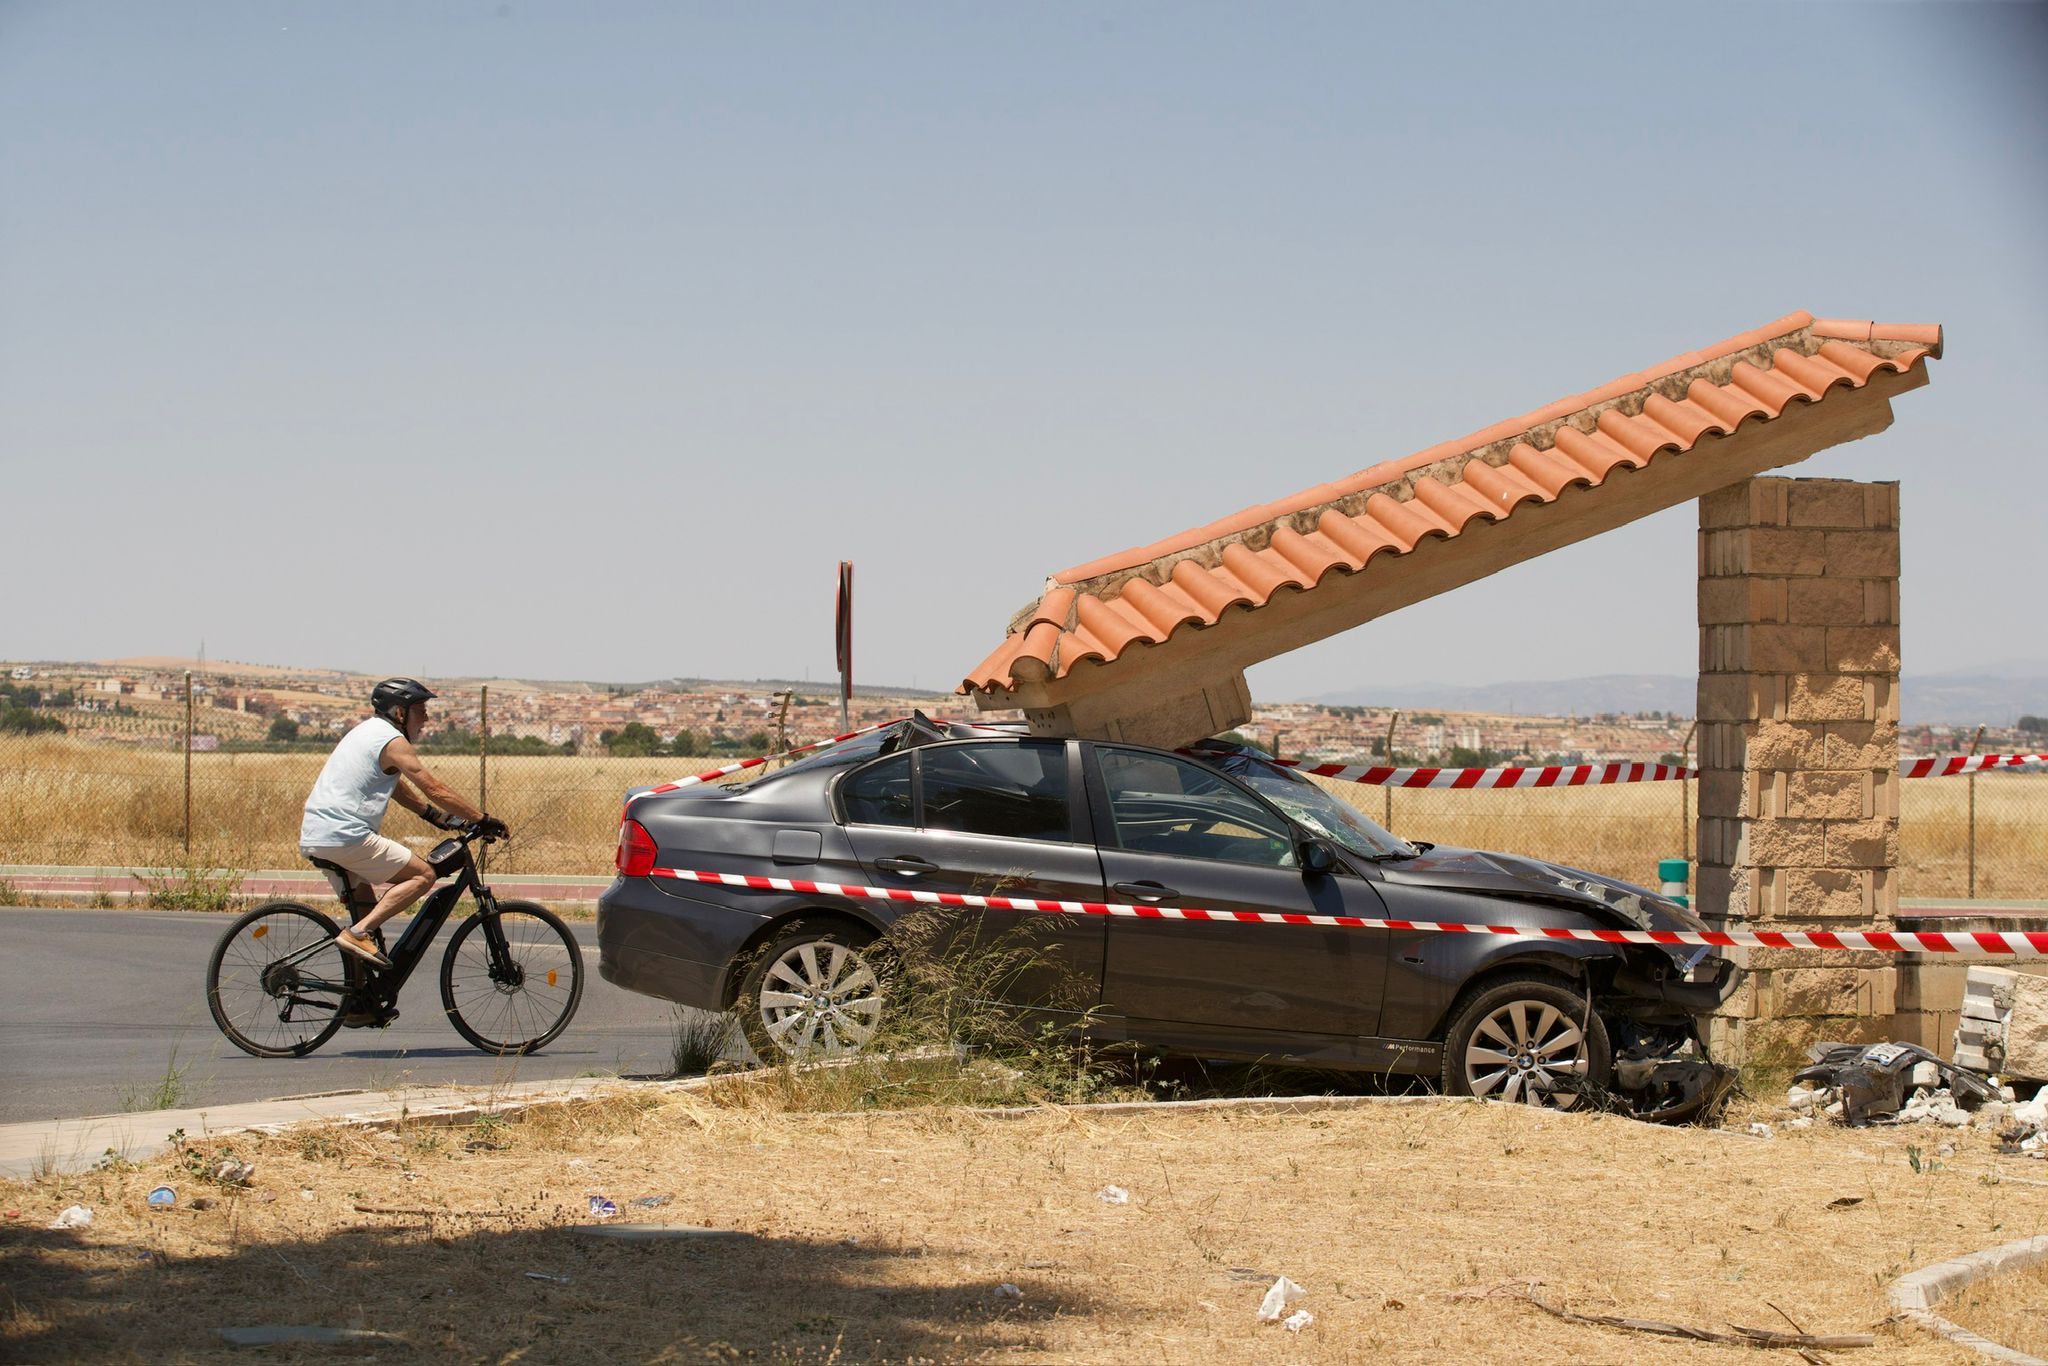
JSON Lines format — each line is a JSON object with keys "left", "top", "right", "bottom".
{"left": 598, "top": 716, "right": 1740, "bottom": 1121}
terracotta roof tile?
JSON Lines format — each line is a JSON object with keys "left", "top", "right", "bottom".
{"left": 964, "top": 311, "right": 1941, "bottom": 696}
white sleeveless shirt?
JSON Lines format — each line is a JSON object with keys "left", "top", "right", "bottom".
{"left": 300, "top": 717, "right": 404, "bottom": 848}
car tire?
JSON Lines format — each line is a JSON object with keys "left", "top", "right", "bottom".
{"left": 735, "top": 921, "right": 889, "bottom": 1063}
{"left": 1441, "top": 973, "right": 1612, "bottom": 1110}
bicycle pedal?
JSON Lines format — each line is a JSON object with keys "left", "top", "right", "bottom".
{"left": 340, "top": 1009, "right": 401, "bottom": 1030}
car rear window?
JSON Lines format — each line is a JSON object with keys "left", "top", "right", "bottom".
{"left": 919, "top": 742, "right": 1070, "bottom": 843}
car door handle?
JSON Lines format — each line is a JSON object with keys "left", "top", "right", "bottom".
{"left": 1113, "top": 880, "right": 1175, "bottom": 902}
{"left": 874, "top": 856, "right": 939, "bottom": 877}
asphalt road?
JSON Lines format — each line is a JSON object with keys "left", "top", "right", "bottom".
{"left": 0, "top": 907, "right": 690, "bottom": 1125}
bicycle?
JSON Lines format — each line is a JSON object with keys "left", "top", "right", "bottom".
{"left": 205, "top": 823, "right": 585, "bottom": 1058}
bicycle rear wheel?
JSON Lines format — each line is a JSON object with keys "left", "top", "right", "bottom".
{"left": 439, "top": 900, "right": 583, "bottom": 1055}
{"left": 207, "top": 902, "right": 349, "bottom": 1058}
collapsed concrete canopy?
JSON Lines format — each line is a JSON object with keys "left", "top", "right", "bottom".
{"left": 960, "top": 312, "right": 1942, "bottom": 748}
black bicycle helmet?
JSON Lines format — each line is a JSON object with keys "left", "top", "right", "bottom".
{"left": 370, "top": 677, "right": 437, "bottom": 724}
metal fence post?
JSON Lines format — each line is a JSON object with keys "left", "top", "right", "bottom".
{"left": 478, "top": 684, "right": 489, "bottom": 875}
{"left": 1679, "top": 720, "right": 1697, "bottom": 864}
{"left": 1382, "top": 711, "right": 1400, "bottom": 832}
{"left": 183, "top": 670, "right": 193, "bottom": 858}
{"left": 1966, "top": 723, "right": 1984, "bottom": 898}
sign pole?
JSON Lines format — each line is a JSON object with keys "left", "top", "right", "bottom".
{"left": 835, "top": 561, "right": 854, "bottom": 732}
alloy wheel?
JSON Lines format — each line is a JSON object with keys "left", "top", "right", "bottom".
{"left": 1462, "top": 998, "right": 1591, "bottom": 1107}
{"left": 755, "top": 940, "right": 883, "bottom": 1059}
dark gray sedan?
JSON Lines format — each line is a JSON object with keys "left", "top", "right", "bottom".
{"left": 598, "top": 716, "right": 1738, "bottom": 1120}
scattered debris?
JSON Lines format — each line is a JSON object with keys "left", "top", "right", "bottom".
{"left": 214, "top": 1159, "right": 255, "bottom": 1187}
{"left": 1282, "top": 1309, "right": 1313, "bottom": 1332}
{"left": 1095, "top": 1185, "right": 1130, "bottom": 1205}
{"left": 47, "top": 1205, "right": 92, "bottom": 1229}
{"left": 587, "top": 1196, "right": 618, "bottom": 1218}
{"left": 994, "top": 1283, "right": 1023, "bottom": 1301}
{"left": 632, "top": 1194, "right": 673, "bottom": 1209}
{"left": 1746, "top": 1123, "right": 1774, "bottom": 1140}
{"left": 1793, "top": 1042, "right": 1996, "bottom": 1125}
{"left": 147, "top": 1186, "right": 176, "bottom": 1209}
{"left": 299, "top": 1189, "right": 315, "bottom": 1202}
{"left": 1257, "top": 1276, "right": 1306, "bottom": 1323}
{"left": 524, "top": 1271, "right": 571, "bottom": 1284}
{"left": 1785, "top": 1038, "right": 2048, "bottom": 1160}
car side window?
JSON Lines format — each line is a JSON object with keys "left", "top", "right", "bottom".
{"left": 919, "top": 742, "right": 1071, "bottom": 843}
{"left": 1097, "top": 748, "right": 1298, "bottom": 868}
{"left": 840, "top": 753, "right": 913, "bottom": 827}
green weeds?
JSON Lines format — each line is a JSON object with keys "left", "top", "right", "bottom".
{"left": 724, "top": 908, "right": 1152, "bottom": 1114}
{"left": 669, "top": 1007, "right": 738, "bottom": 1077}
{"left": 139, "top": 861, "right": 245, "bottom": 912}
{"left": 119, "top": 1044, "right": 193, "bottom": 1112}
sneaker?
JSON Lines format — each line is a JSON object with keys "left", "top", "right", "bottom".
{"left": 333, "top": 929, "right": 394, "bottom": 970}
{"left": 340, "top": 1007, "right": 400, "bottom": 1029}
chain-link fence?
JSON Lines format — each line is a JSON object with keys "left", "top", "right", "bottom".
{"left": 0, "top": 709, "right": 766, "bottom": 876}
{"left": 1, "top": 686, "right": 2041, "bottom": 898}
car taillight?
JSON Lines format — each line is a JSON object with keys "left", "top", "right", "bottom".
{"left": 616, "top": 818, "right": 658, "bottom": 877}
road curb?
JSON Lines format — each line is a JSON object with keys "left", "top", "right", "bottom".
{"left": 4, "top": 1066, "right": 1475, "bottom": 1182}
{"left": 0, "top": 1077, "right": 635, "bottom": 1180}
{"left": 1889, "top": 1234, "right": 2048, "bottom": 1365}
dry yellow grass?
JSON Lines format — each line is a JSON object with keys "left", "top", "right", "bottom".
{"left": 4, "top": 1091, "right": 2042, "bottom": 1364}
{"left": 3, "top": 736, "right": 2043, "bottom": 897}
{"left": 1943, "top": 1256, "right": 2048, "bottom": 1357}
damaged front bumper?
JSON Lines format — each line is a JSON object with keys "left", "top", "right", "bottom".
{"left": 1602, "top": 953, "right": 1743, "bottom": 1123}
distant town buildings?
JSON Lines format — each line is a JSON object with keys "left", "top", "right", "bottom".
{"left": 0, "top": 658, "right": 2034, "bottom": 764}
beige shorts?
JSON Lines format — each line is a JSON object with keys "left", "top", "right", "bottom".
{"left": 301, "top": 833, "right": 419, "bottom": 904}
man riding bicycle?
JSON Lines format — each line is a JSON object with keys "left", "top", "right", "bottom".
{"left": 299, "top": 678, "right": 504, "bottom": 982}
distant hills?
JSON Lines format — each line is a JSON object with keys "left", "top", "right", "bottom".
{"left": 1313, "top": 661, "right": 2048, "bottom": 726}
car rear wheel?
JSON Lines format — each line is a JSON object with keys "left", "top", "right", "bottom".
{"left": 1441, "top": 974, "right": 1612, "bottom": 1110}
{"left": 736, "top": 922, "right": 887, "bottom": 1063}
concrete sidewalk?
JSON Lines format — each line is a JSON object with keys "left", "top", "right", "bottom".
{"left": 0, "top": 865, "right": 613, "bottom": 903}
{"left": 0, "top": 1077, "right": 625, "bottom": 1181}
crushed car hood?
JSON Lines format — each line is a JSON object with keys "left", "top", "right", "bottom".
{"left": 1370, "top": 845, "right": 1710, "bottom": 934}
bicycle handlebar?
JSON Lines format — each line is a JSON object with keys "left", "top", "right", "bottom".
{"left": 455, "top": 817, "right": 509, "bottom": 845}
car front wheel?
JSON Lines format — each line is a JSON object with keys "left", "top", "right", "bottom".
{"left": 736, "top": 922, "right": 887, "bottom": 1063}
{"left": 1441, "top": 974, "right": 1612, "bottom": 1110}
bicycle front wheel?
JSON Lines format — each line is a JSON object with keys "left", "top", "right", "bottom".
{"left": 439, "top": 900, "right": 584, "bottom": 1055}
{"left": 207, "top": 902, "right": 349, "bottom": 1058}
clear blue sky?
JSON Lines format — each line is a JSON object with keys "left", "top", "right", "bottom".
{"left": 4, "top": 2, "right": 2042, "bottom": 700}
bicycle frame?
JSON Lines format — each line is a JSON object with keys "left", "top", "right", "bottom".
{"left": 269, "top": 836, "right": 510, "bottom": 1015}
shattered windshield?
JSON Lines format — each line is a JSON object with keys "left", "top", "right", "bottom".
{"left": 754, "top": 714, "right": 952, "bottom": 785}
{"left": 1193, "top": 745, "right": 1417, "bottom": 861}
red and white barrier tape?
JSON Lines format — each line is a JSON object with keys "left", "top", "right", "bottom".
{"left": 1279, "top": 754, "right": 2048, "bottom": 789}
{"left": 642, "top": 719, "right": 909, "bottom": 795}
{"left": 1900, "top": 753, "right": 2048, "bottom": 779}
{"left": 641, "top": 723, "right": 2047, "bottom": 799}
{"left": 649, "top": 866, "right": 2048, "bottom": 957}
{"left": 1276, "top": 759, "right": 1693, "bottom": 788}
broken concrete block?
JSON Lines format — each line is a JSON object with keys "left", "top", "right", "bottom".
{"left": 2005, "top": 973, "right": 2048, "bottom": 1082}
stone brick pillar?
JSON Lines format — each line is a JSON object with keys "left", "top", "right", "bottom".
{"left": 1696, "top": 477, "right": 1901, "bottom": 1063}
